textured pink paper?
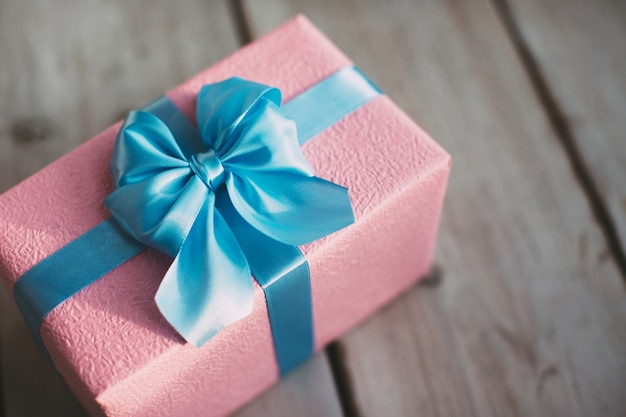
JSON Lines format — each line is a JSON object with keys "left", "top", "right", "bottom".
{"left": 0, "top": 16, "right": 450, "bottom": 417}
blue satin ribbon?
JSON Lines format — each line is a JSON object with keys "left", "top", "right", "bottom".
{"left": 13, "top": 219, "right": 144, "bottom": 355}
{"left": 13, "top": 66, "right": 381, "bottom": 375}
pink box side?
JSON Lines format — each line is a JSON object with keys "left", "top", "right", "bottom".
{"left": 0, "top": 16, "right": 450, "bottom": 417}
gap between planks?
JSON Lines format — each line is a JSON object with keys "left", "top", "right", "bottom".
{"left": 325, "top": 265, "right": 446, "bottom": 417}
{"left": 230, "top": 0, "right": 254, "bottom": 45}
{"left": 0, "top": 329, "right": 4, "bottom": 417}
{"left": 231, "top": 1, "right": 353, "bottom": 415}
{"left": 327, "top": 342, "right": 360, "bottom": 417}
{"left": 491, "top": 0, "right": 626, "bottom": 284}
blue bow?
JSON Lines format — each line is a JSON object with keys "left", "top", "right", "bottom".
{"left": 104, "top": 78, "right": 355, "bottom": 346}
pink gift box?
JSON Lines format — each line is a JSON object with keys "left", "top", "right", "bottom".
{"left": 0, "top": 16, "right": 450, "bottom": 417}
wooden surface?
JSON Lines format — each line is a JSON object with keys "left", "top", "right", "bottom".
{"left": 1, "top": 0, "right": 625, "bottom": 416}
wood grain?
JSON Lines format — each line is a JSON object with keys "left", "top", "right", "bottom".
{"left": 232, "top": 354, "right": 343, "bottom": 417}
{"left": 0, "top": 0, "right": 236, "bottom": 414}
{"left": 244, "top": 0, "right": 626, "bottom": 416}
{"left": 0, "top": 0, "right": 238, "bottom": 192}
{"left": 505, "top": 0, "right": 626, "bottom": 262}
{"left": 0, "top": 1, "right": 342, "bottom": 416}
{"left": 0, "top": 288, "right": 89, "bottom": 416}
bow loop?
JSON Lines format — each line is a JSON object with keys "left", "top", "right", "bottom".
{"left": 196, "top": 78, "right": 281, "bottom": 153}
{"left": 105, "top": 77, "right": 355, "bottom": 346}
{"left": 110, "top": 110, "right": 190, "bottom": 187}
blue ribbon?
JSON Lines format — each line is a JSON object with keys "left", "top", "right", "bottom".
{"left": 13, "top": 66, "right": 381, "bottom": 375}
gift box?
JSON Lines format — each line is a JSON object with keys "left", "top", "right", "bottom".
{"left": 0, "top": 15, "right": 450, "bottom": 417}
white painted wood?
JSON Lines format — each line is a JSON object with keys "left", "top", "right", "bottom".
{"left": 245, "top": 0, "right": 626, "bottom": 416}
{"left": 508, "top": 0, "right": 626, "bottom": 251}
{"left": 0, "top": 1, "right": 238, "bottom": 414}
{"left": 233, "top": 354, "right": 343, "bottom": 417}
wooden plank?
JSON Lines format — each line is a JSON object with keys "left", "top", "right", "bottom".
{"left": 244, "top": 0, "right": 626, "bottom": 416}
{"left": 0, "top": 0, "right": 238, "bottom": 192}
{"left": 233, "top": 354, "right": 343, "bottom": 417}
{"left": 0, "top": 1, "right": 342, "bottom": 416}
{"left": 0, "top": 288, "right": 88, "bottom": 416}
{"left": 0, "top": 0, "right": 237, "bottom": 414}
{"left": 503, "top": 0, "right": 626, "bottom": 262}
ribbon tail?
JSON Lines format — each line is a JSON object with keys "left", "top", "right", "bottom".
{"left": 216, "top": 191, "right": 314, "bottom": 375}
{"left": 155, "top": 192, "right": 254, "bottom": 346}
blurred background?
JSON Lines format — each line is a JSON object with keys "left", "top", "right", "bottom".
{"left": 1, "top": 0, "right": 625, "bottom": 416}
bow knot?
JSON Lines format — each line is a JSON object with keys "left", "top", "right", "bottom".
{"left": 190, "top": 148, "right": 225, "bottom": 192}
{"left": 105, "top": 77, "right": 354, "bottom": 346}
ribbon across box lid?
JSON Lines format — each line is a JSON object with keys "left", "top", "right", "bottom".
{"left": 13, "top": 66, "right": 381, "bottom": 376}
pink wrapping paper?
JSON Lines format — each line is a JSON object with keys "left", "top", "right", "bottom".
{"left": 0, "top": 16, "right": 450, "bottom": 417}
